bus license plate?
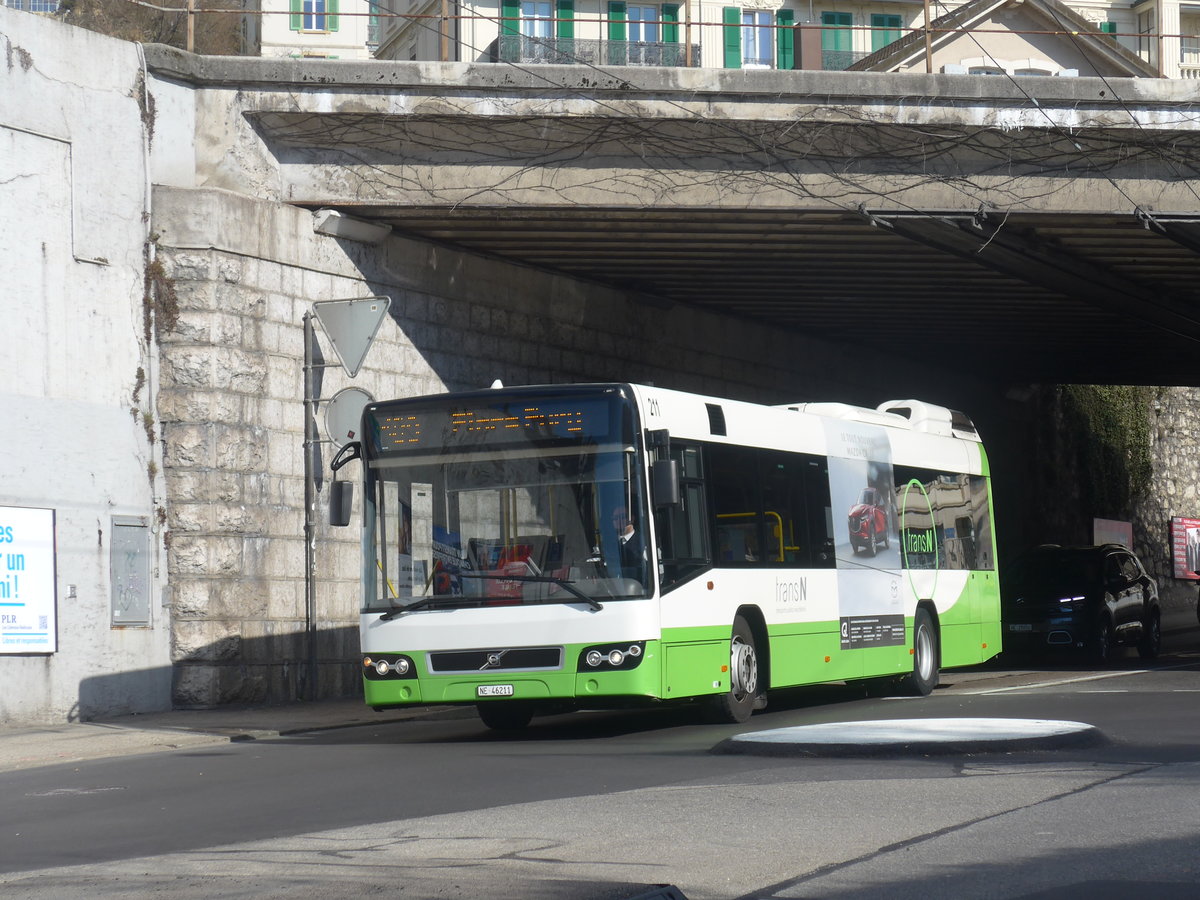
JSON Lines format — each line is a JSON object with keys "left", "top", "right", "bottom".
{"left": 1008, "top": 624, "right": 1033, "bottom": 632}
{"left": 477, "top": 684, "right": 514, "bottom": 697}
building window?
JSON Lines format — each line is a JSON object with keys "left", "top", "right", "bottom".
{"left": 1184, "top": 36, "right": 1200, "bottom": 65}
{"left": 870, "top": 13, "right": 901, "bottom": 51}
{"left": 1138, "top": 9, "right": 1155, "bottom": 60}
{"left": 522, "top": 0, "right": 552, "bottom": 37}
{"left": 290, "top": 0, "right": 339, "bottom": 32}
{"left": 6, "top": 0, "right": 61, "bottom": 10}
{"left": 968, "top": 66, "right": 1005, "bottom": 74}
{"left": 629, "top": 5, "right": 660, "bottom": 42}
{"left": 742, "top": 10, "right": 772, "bottom": 67}
{"left": 304, "top": 0, "right": 327, "bottom": 31}
{"left": 821, "top": 11, "right": 852, "bottom": 51}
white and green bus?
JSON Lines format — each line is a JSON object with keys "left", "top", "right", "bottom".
{"left": 330, "top": 382, "right": 1001, "bottom": 729}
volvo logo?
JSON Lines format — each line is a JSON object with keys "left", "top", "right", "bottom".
{"left": 482, "top": 650, "right": 508, "bottom": 670}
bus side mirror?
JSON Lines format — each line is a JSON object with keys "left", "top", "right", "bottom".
{"left": 652, "top": 459, "right": 680, "bottom": 508}
{"left": 330, "top": 480, "right": 353, "bottom": 527}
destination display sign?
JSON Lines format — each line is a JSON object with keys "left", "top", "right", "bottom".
{"left": 370, "top": 392, "right": 624, "bottom": 455}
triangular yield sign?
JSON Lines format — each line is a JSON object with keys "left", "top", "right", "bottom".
{"left": 312, "top": 296, "right": 392, "bottom": 377}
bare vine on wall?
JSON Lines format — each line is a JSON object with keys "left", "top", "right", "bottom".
{"left": 269, "top": 101, "right": 1200, "bottom": 217}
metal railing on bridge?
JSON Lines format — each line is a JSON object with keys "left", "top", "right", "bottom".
{"left": 494, "top": 35, "right": 701, "bottom": 67}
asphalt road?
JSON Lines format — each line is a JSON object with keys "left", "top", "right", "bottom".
{"left": 5, "top": 643, "right": 1200, "bottom": 899}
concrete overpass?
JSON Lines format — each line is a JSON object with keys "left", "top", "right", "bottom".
{"left": 146, "top": 47, "right": 1200, "bottom": 387}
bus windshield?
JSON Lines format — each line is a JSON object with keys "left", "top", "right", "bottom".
{"left": 362, "top": 388, "right": 650, "bottom": 612}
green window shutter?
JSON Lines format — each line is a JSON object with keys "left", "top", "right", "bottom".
{"left": 821, "top": 11, "right": 851, "bottom": 52}
{"left": 557, "top": 0, "right": 574, "bottom": 38}
{"left": 870, "top": 13, "right": 900, "bottom": 51}
{"left": 327, "top": 0, "right": 339, "bottom": 32}
{"left": 608, "top": 1, "right": 627, "bottom": 41}
{"left": 776, "top": 9, "right": 794, "bottom": 69}
{"left": 723, "top": 6, "right": 741, "bottom": 68}
{"left": 290, "top": 0, "right": 302, "bottom": 31}
{"left": 1100, "top": 20, "right": 1116, "bottom": 33}
{"left": 662, "top": 3, "right": 679, "bottom": 43}
{"left": 501, "top": 0, "right": 520, "bottom": 35}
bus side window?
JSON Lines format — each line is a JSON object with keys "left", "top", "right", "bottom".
{"left": 708, "top": 445, "right": 763, "bottom": 567}
{"left": 658, "top": 444, "right": 711, "bottom": 591}
{"left": 800, "top": 458, "right": 836, "bottom": 568}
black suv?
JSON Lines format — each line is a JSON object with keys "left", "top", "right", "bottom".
{"left": 1001, "top": 544, "right": 1161, "bottom": 664}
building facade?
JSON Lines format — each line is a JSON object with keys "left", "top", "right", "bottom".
{"left": 259, "top": 0, "right": 381, "bottom": 57}
{"left": 371, "top": 0, "right": 1198, "bottom": 77}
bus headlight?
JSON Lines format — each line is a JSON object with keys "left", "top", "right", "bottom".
{"left": 362, "top": 654, "right": 417, "bottom": 680}
{"left": 578, "top": 642, "right": 646, "bottom": 671}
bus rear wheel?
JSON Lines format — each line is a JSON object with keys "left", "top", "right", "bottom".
{"left": 476, "top": 701, "right": 534, "bottom": 731}
{"left": 703, "top": 615, "right": 762, "bottom": 724}
{"left": 902, "top": 607, "right": 939, "bottom": 696}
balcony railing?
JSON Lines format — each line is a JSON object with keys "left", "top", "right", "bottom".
{"left": 495, "top": 35, "right": 700, "bottom": 67}
{"left": 822, "top": 48, "right": 872, "bottom": 71}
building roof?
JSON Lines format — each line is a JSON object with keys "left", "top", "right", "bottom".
{"left": 848, "top": 0, "right": 1159, "bottom": 78}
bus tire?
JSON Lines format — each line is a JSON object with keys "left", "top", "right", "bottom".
{"left": 476, "top": 701, "right": 534, "bottom": 731}
{"left": 703, "top": 615, "right": 761, "bottom": 724}
{"left": 903, "top": 607, "right": 939, "bottom": 696}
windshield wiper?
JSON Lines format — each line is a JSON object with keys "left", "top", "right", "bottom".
{"left": 377, "top": 596, "right": 456, "bottom": 620}
{"left": 377, "top": 574, "right": 604, "bottom": 619}
{"left": 458, "top": 572, "right": 604, "bottom": 610}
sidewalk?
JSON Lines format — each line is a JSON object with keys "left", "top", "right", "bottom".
{"left": 0, "top": 698, "right": 466, "bottom": 774}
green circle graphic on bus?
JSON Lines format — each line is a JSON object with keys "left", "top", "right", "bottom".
{"left": 900, "top": 478, "right": 939, "bottom": 596}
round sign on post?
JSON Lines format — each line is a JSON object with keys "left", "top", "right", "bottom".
{"left": 324, "top": 387, "right": 374, "bottom": 448}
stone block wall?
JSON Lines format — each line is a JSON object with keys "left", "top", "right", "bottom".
{"left": 1138, "top": 387, "right": 1200, "bottom": 621}
{"left": 152, "top": 185, "right": 967, "bottom": 707}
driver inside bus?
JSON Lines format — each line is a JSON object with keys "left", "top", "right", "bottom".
{"left": 612, "top": 506, "right": 645, "bottom": 578}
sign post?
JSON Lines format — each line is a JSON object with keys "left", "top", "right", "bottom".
{"left": 301, "top": 296, "right": 391, "bottom": 700}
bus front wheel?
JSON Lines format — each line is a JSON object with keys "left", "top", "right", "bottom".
{"left": 902, "top": 608, "right": 939, "bottom": 696}
{"left": 703, "top": 615, "right": 761, "bottom": 724}
{"left": 476, "top": 701, "right": 534, "bottom": 731}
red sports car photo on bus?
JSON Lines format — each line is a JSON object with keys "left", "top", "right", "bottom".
{"left": 848, "top": 486, "right": 890, "bottom": 556}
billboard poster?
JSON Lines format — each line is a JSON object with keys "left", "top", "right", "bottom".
{"left": 0, "top": 506, "right": 57, "bottom": 654}
{"left": 1093, "top": 517, "right": 1133, "bottom": 549}
{"left": 1171, "top": 516, "right": 1200, "bottom": 580}
{"left": 823, "top": 421, "right": 904, "bottom": 649}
